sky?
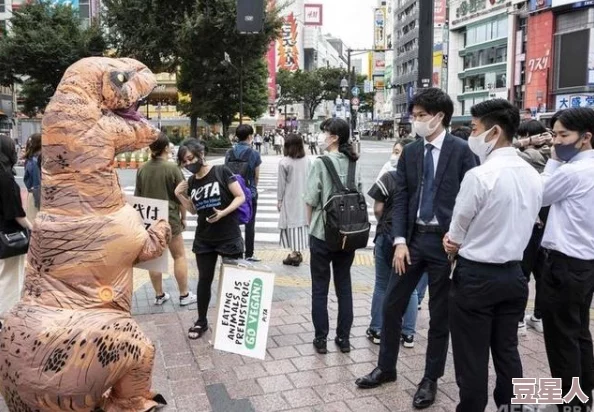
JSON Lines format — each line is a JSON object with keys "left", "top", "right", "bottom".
{"left": 317, "top": 0, "right": 376, "bottom": 49}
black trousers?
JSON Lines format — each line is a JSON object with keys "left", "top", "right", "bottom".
{"left": 378, "top": 231, "right": 450, "bottom": 381}
{"left": 520, "top": 207, "right": 549, "bottom": 319}
{"left": 541, "top": 250, "right": 594, "bottom": 412}
{"left": 244, "top": 195, "right": 258, "bottom": 258}
{"left": 309, "top": 235, "right": 355, "bottom": 340}
{"left": 449, "top": 257, "right": 527, "bottom": 412}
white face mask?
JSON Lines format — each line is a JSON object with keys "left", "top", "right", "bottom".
{"left": 413, "top": 114, "right": 442, "bottom": 138}
{"left": 468, "top": 127, "right": 497, "bottom": 163}
{"left": 389, "top": 154, "right": 400, "bottom": 167}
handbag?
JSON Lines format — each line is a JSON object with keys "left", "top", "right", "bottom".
{"left": 0, "top": 228, "right": 29, "bottom": 259}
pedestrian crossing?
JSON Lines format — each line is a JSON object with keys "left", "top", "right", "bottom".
{"left": 124, "top": 155, "right": 378, "bottom": 248}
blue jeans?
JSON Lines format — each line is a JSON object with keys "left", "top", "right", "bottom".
{"left": 417, "top": 272, "right": 429, "bottom": 304}
{"left": 370, "top": 234, "right": 418, "bottom": 336}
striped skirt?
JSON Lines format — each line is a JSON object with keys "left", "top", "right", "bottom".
{"left": 279, "top": 226, "right": 309, "bottom": 252}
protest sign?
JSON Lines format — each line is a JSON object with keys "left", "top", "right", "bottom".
{"left": 213, "top": 265, "right": 275, "bottom": 360}
{"left": 126, "top": 195, "right": 169, "bottom": 273}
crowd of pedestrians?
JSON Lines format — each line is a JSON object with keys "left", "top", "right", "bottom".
{"left": 1, "top": 85, "right": 593, "bottom": 412}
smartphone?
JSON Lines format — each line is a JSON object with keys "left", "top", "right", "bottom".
{"left": 207, "top": 213, "right": 217, "bottom": 221}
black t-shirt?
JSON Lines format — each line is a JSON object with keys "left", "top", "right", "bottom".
{"left": 367, "top": 170, "right": 398, "bottom": 238}
{"left": 187, "top": 165, "right": 241, "bottom": 244}
{"left": 0, "top": 171, "right": 26, "bottom": 233}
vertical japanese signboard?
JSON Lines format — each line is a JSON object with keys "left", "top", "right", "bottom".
{"left": 278, "top": 12, "right": 300, "bottom": 71}
{"left": 267, "top": 0, "right": 277, "bottom": 103}
{"left": 127, "top": 195, "right": 169, "bottom": 273}
{"left": 374, "top": 7, "right": 386, "bottom": 50}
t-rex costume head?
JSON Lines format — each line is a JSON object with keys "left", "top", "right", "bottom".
{"left": 0, "top": 57, "right": 171, "bottom": 411}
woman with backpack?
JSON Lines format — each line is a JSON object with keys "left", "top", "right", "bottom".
{"left": 174, "top": 139, "right": 246, "bottom": 339}
{"left": 304, "top": 118, "right": 364, "bottom": 355}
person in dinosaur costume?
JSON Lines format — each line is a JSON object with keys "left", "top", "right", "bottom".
{"left": 0, "top": 57, "right": 171, "bottom": 411}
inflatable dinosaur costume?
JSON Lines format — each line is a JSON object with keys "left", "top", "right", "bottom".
{"left": 0, "top": 57, "right": 171, "bottom": 411}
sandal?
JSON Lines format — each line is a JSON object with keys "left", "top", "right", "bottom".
{"left": 188, "top": 321, "right": 207, "bottom": 340}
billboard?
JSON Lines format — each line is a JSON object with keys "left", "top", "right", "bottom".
{"left": 374, "top": 8, "right": 386, "bottom": 50}
{"left": 434, "top": 0, "right": 447, "bottom": 25}
{"left": 266, "top": 0, "right": 277, "bottom": 104}
{"left": 450, "top": 0, "right": 508, "bottom": 29}
{"left": 373, "top": 51, "right": 386, "bottom": 76}
{"left": 524, "top": 11, "right": 553, "bottom": 109}
{"left": 304, "top": 4, "right": 323, "bottom": 26}
{"left": 277, "top": 12, "right": 300, "bottom": 71}
{"left": 551, "top": 0, "right": 582, "bottom": 5}
{"left": 530, "top": 0, "right": 552, "bottom": 11}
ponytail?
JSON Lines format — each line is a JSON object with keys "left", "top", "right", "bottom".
{"left": 339, "top": 142, "right": 359, "bottom": 161}
{"left": 320, "top": 118, "right": 359, "bottom": 161}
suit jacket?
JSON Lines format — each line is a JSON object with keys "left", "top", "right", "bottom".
{"left": 392, "top": 133, "right": 478, "bottom": 243}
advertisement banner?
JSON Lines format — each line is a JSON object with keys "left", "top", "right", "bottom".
{"left": 278, "top": 12, "right": 300, "bottom": 71}
{"left": 551, "top": 0, "right": 581, "bottom": 6}
{"left": 373, "top": 52, "right": 386, "bottom": 76}
{"left": 373, "top": 75, "right": 385, "bottom": 90}
{"left": 434, "top": 0, "right": 447, "bottom": 25}
{"left": 304, "top": 4, "right": 323, "bottom": 26}
{"left": 555, "top": 94, "right": 594, "bottom": 110}
{"left": 374, "top": 8, "right": 386, "bottom": 50}
{"left": 126, "top": 195, "right": 169, "bottom": 273}
{"left": 524, "top": 11, "right": 553, "bottom": 109}
{"left": 213, "top": 265, "right": 275, "bottom": 360}
{"left": 530, "top": 0, "right": 552, "bottom": 11}
{"left": 450, "top": 0, "right": 507, "bottom": 29}
{"left": 267, "top": 0, "right": 277, "bottom": 103}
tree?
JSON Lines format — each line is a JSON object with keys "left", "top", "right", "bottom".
{"left": 0, "top": 1, "right": 106, "bottom": 116}
{"left": 104, "top": 0, "right": 283, "bottom": 137}
{"left": 275, "top": 67, "right": 348, "bottom": 120}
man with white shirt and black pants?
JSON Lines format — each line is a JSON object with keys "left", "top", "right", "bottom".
{"left": 539, "top": 107, "right": 594, "bottom": 412}
{"left": 444, "top": 99, "right": 543, "bottom": 412}
{"left": 356, "top": 88, "right": 477, "bottom": 409}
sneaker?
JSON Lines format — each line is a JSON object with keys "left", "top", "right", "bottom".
{"left": 246, "top": 256, "right": 261, "bottom": 262}
{"left": 526, "top": 315, "right": 544, "bottom": 333}
{"left": 518, "top": 321, "right": 527, "bottom": 336}
{"left": 418, "top": 304, "right": 422, "bottom": 311}
{"left": 313, "top": 337, "right": 328, "bottom": 354}
{"left": 180, "top": 291, "right": 198, "bottom": 306}
{"left": 366, "top": 328, "right": 381, "bottom": 345}
{"left": 335, "top": 337, "right": 351, "bottom": 353}
{"left": 154, "top": 292, "right": 171, "bottom": 305}
{"left": 401, "top": 334, "right": 415, "bottom": 348}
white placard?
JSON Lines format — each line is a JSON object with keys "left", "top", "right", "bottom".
{"left": 126, "top": 195, "right": 169, "bottom": 273}
{"left": 214, "top": 265, "right": 275, "bottom": 360}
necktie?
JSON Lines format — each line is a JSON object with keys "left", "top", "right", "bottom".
{"left": 420, "top": 144, "right": 435, "bottom": 223}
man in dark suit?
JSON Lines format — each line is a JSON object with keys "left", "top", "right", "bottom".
{"left": 356, "top": 88, "right": 477, "bottom": 409}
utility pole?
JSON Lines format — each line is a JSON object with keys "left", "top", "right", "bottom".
{"left": 239, "top": 57, "right": 244, "bottom": 125}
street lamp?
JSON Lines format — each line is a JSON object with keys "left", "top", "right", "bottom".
{"left": 223, "top": 52, "right": 244, "bottom": 125}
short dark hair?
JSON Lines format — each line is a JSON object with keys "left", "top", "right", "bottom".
{"left": 0, "top": 133, "right": 17, "bottom": 175}
{"left": 283, "top": 134, "right": 305, "bottom": 159}
{"left": 470, "top": 99, "right": 520, "bottom": 142}
{"left": 236, "top": 124, "right": 254, "bottom": 141}
{"left": 149, "top": 132, "right": 170, "bottom": 159}
{"left": 517, "top": 119, "right": 547, "bottom": 138}
{"left": 451, "top": 126, "right": 471, "bottom": 141}
{"left": 551, "top": 108, "right": 594, "bottom": 143}
{"left": 177, "top": 138, "right": 206, "bottom": 166}
{"left": 408, "top": 87, "right": 454, "bottom": 128}
{"left": 320, "top": 118, "right": 359, "bottom": 161}
{"left": 395, "top": 137, "right": 415, "bottom": 148}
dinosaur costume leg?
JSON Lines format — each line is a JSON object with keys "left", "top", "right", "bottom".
{"left": 0, "top": 57, "right": 171, "bottom": 411}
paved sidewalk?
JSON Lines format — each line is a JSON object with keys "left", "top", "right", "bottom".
{"left": 0, "top": 246, "right": 580, "bottom": 411}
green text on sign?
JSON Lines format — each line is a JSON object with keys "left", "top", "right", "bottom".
{"left": 245, "top": 278, "right": 263, "bottom": 349}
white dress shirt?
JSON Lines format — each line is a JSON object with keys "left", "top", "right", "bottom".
{"left": 449, "top": 147, "right": 543, "bottom": 264}
{"left": 541, "top": 150, "right": 594, "bottom": 260}
{"left": 393, "top": 130, "right": 446, "bottom": 245}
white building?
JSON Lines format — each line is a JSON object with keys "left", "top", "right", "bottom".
{"left": 447, "top": 0, "right": 515, "bottom": 123}
{"left": 303, "top": 28, "right": 347, "bottom": 70}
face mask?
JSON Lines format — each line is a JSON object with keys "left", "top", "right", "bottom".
{"left": 389, "top": 154, "right": 400, "bottom": 167}
{"left": 555, "top": 135, "right": 584, "bottom": 162}
{"left": 320, "top": 133, "right": 335, "bottom": 153}
{"left": 413, "top": 114, "right": 442, "bottom": 138}
{"left": 185, "top": 159, "right": 202, "bottom": 174}
{"left": 468, "top": 127, "right": 497, "bottom": 163}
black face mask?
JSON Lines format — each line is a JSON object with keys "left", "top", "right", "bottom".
{"left": 185, "top": 160, "right": 202, "bottom": 174}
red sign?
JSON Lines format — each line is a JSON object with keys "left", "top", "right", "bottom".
{"left": 266, "top": 0, "right": 277, "bottom": 103}
{"left": 524, "top": 11, "right": 554, "bottom": 110}
{"left": 277, "top": 13, "right": 299, "bottom": 71}
{"left": 434, "top": 0, "right": 446, "bottom": 25}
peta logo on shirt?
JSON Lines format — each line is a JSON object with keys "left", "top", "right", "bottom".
{"left": 191, "top": 182, "right": 222, "bottom": 211}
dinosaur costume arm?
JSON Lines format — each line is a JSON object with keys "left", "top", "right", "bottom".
{"left": 136, "top": 219, "right": 171, "bottom": 263}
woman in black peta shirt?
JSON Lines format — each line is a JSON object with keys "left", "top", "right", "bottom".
{"left": 175, "top": 139, "right": 245, "bottom": 339}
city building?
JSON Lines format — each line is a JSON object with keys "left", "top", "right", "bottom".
{"left": 303, "top": 30, "right": 347, "bottom": 70}
{"left": 447, "top": 0, "right": 514, "bottom": 125}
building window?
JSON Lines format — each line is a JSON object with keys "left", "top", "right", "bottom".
{"left": 463, "top": 47, "right": 506, "bottom": 70}
{"left": 0, "top": 0, "right": 4, "bottom": 13}
{"left": 79, "top": 0, "right": 90, "bottom": 19}
{"left": 465, "top": 16, "right": 508, "bottom": 47}
{"left": 464, "top": 74, "right": 486, "bottom": 92}
{"left": 496, "top": 73, "right": 506, "bottom": 88}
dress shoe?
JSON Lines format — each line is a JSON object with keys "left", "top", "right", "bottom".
{"left": 413, "top": 378, "right": 437, "bottom": 409}
{"left": 334, "top": 336, "right": 351, "bottom": 353}
{"left": 313, "top": 337, "right": 327, "bottom": 354}
{"left": 355, "top": 367, "right": 396, "bottom": 389}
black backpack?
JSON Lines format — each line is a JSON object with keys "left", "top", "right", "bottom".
{"left": 225, "top": 148, "right": 252, "bottom": 186}
{"left": 320, "top": 156, "right": 370, "bottom": 252}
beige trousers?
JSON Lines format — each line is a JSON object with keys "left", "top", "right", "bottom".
{"left": 0, "top": 254, "right": 25, "bottom": 318}
{"left": 27, "top": 192, "right": 38, "bottom": 222}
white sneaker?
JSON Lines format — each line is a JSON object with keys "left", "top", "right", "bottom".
{"left": 154, "top": 292, "right": 171, "bottom": 306}
{"left": 526, "top": 315, "right": 544, "bottom": 333}
{"left": 180, "top": 291, "right": 198, "bottom": 307}
{"left": 518, "top": 321, "right": 527, "bottom": 336}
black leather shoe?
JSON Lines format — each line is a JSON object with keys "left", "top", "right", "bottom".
{"left": 413, "top": 378, "right": 437, "bottom": 409}
{"left": 335, "top": 336, "right": 351, "bottom": 353}
{"left": 355, "top": 367, "right": 397, "bottom": 389}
